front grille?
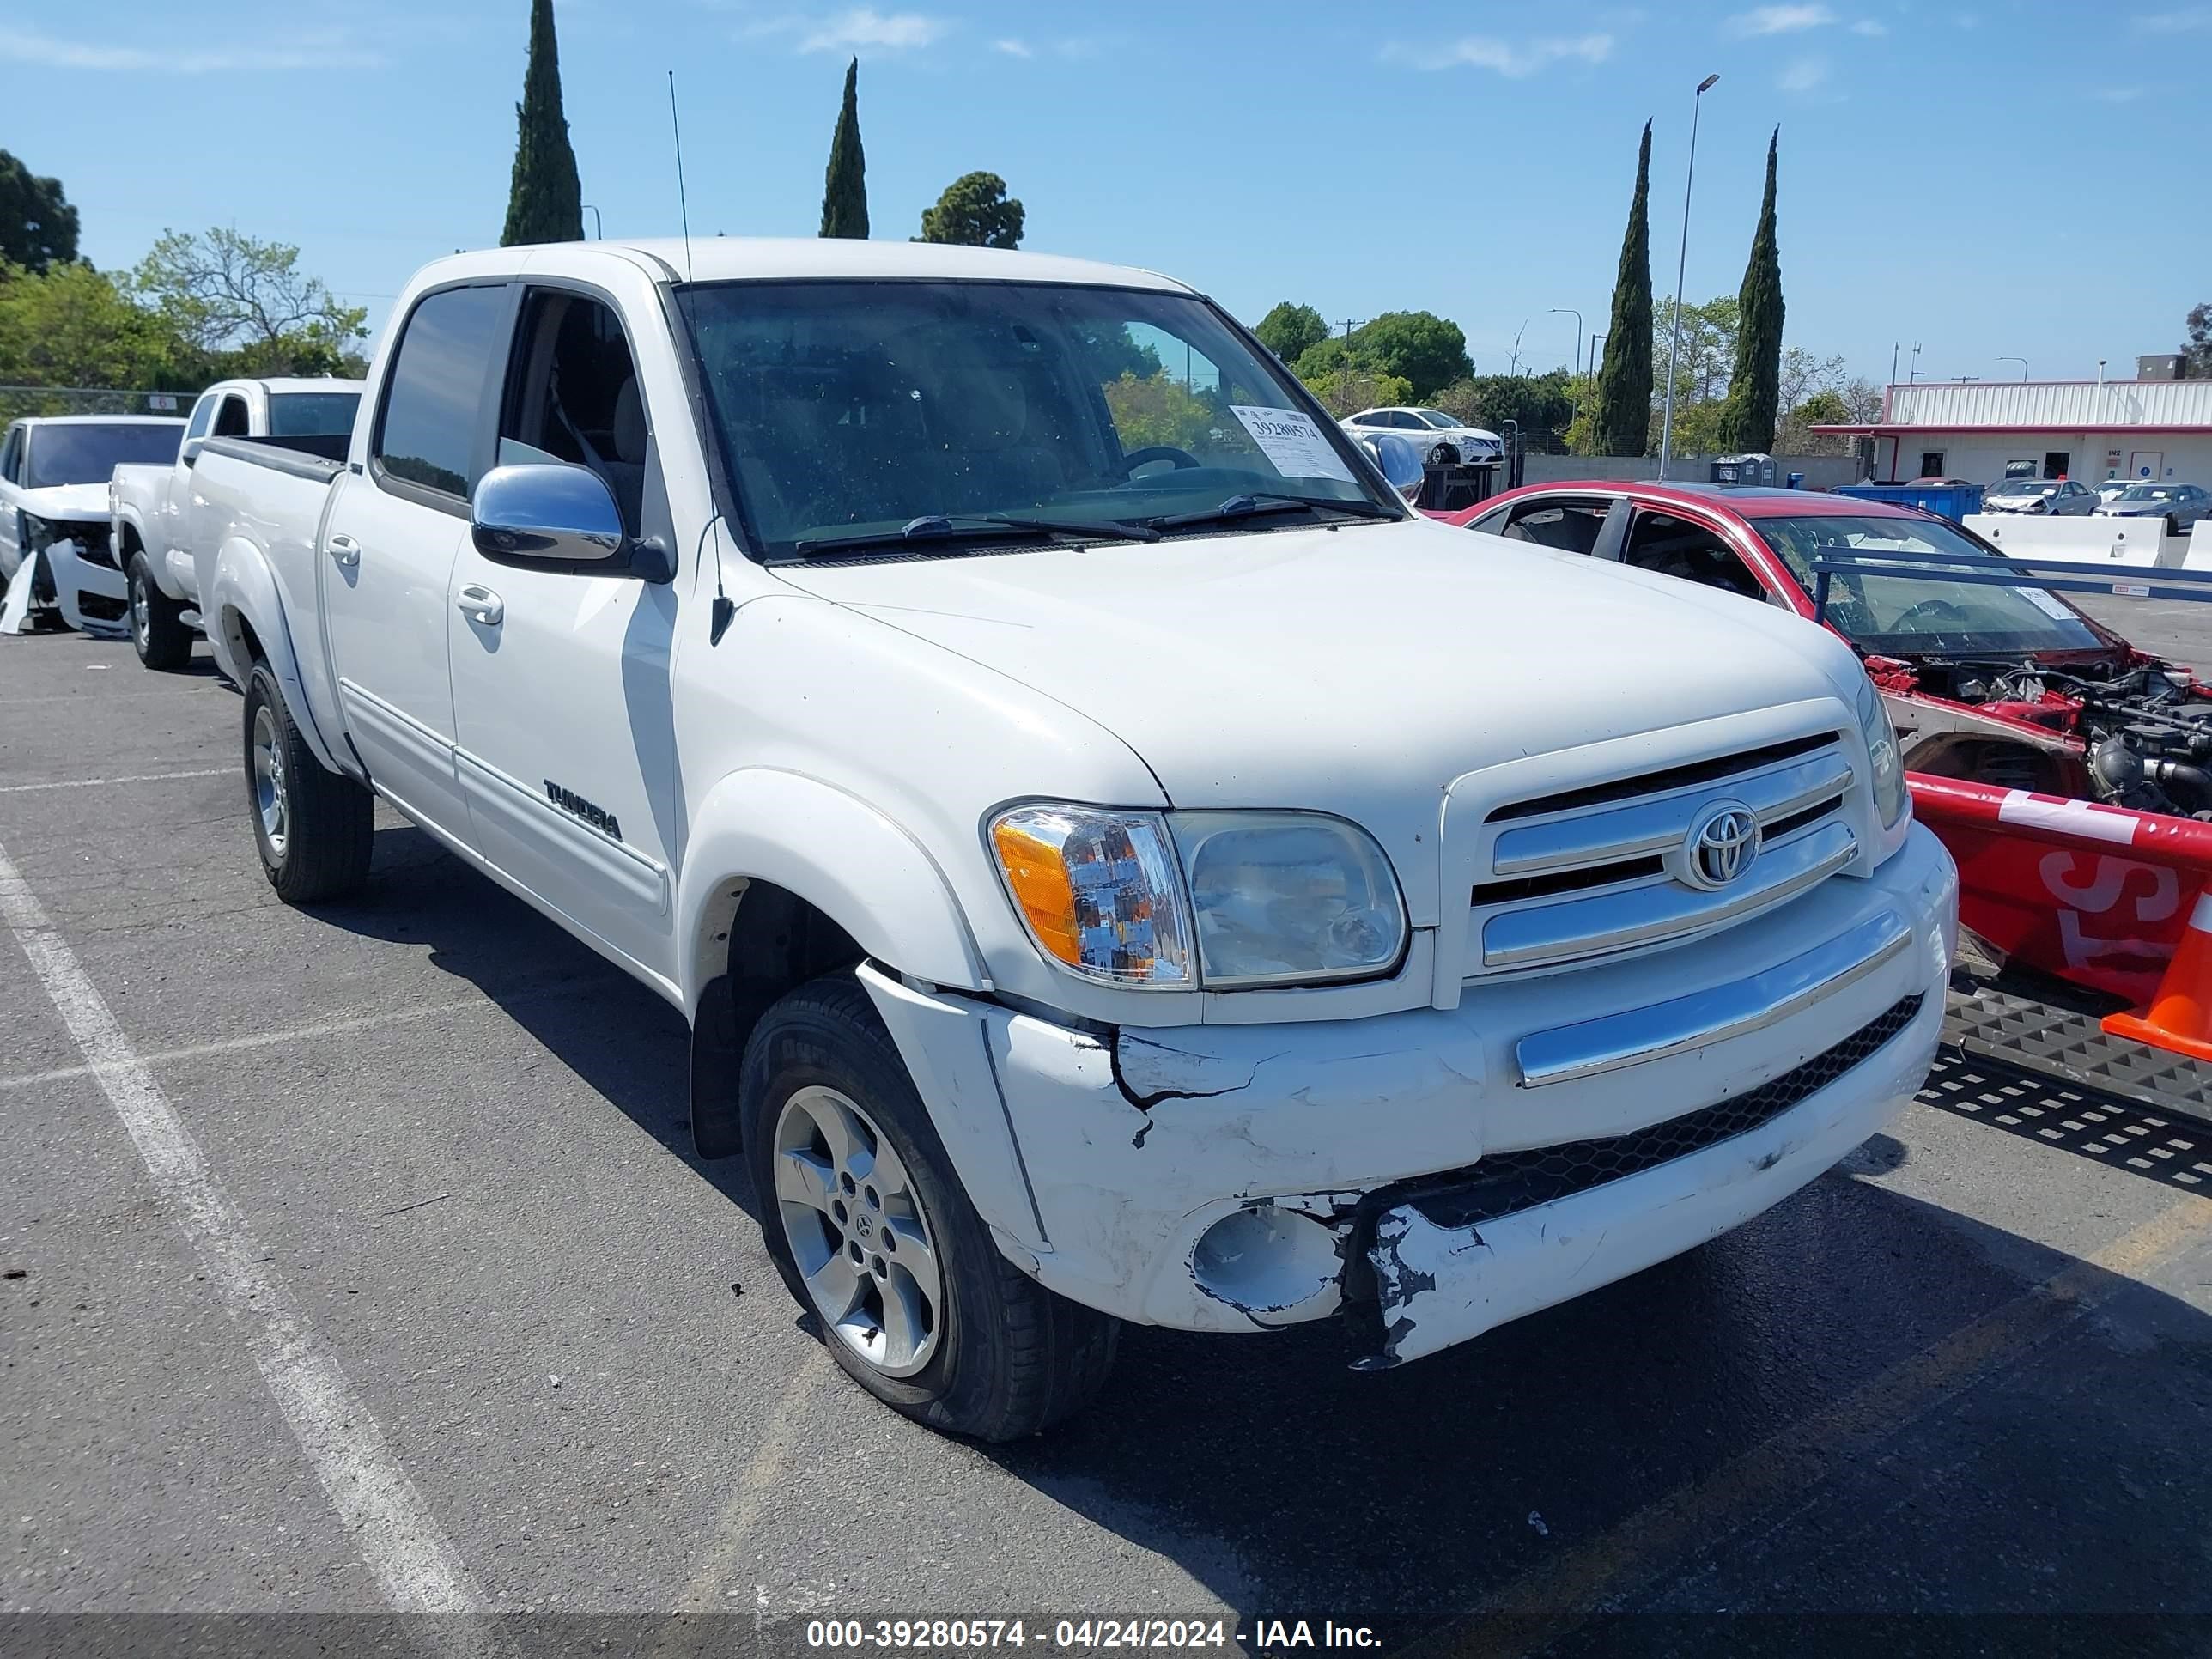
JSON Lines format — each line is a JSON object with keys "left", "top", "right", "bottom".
{"left": 1468, "top": 731, "right": 1860, "bottom": 975}
{"left": 1397, "top": 994, "right": 1922, "bottom": 1231}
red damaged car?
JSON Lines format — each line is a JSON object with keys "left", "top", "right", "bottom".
{"left": 1434, "top": 480, "right": 2212, "bottom": 1058}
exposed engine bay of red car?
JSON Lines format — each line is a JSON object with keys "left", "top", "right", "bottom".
{"left": 1872, "top": 653, "right": 2212, "bottom": 819}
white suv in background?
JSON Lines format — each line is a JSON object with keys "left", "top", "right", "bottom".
{"left": 1340, "top": 407, "right": 1503, "bottom": 466}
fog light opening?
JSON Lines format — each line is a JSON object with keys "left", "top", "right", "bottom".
{"left": 1191, "top": 1205, "right": 1344, "bottom": 1321}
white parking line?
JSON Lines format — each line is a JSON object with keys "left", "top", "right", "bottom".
{"left": 0, "top": 836, "right": 486, "bottom": 1620}
{"left": 0, "top": 767, "right": 231, "bottom": 794}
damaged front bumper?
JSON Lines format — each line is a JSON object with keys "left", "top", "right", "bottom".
{"left": 861, "top": 825, "right": 1956, "bottom": 1366}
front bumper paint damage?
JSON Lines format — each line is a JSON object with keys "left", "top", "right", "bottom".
{"left": 861, "top": 825, "right": 1957, "bottom": 1368}
{"left": 0, "top": 522, "right": 127, "bottom": 638}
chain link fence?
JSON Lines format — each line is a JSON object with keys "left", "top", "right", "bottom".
{"left": 0, "top": 385, "right": 192, "bottom": 427}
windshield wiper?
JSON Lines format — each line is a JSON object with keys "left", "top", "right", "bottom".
{"left": 1143, "top": 493, "right": 1400, "bottom": 532}
{"left": 793, "top": 512, "right": 1159, "bottom": 556}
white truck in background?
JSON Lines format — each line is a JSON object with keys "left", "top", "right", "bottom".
{"left": 109, "top": 377, "right": 361, "bottom": 668}
{"left": 185, "top": 237, "right": 1956, "bottom": 1440}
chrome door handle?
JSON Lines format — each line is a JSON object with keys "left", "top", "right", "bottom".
{"left": 456, "top": 583, "right": 504, "bottom": 627}
{"left": 327, "top": 533, "right": 360, "bottom": 567}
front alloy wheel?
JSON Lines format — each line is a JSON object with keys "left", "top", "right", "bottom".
{"left": 772, "top": 1084, "right": 942, "bottom": 1376}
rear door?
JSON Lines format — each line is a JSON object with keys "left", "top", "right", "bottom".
{"left": 322, "top": 280, "right": 514, "bottom": 840}
{"left": 445, "top": 282, "right": 681, "bottom": 982}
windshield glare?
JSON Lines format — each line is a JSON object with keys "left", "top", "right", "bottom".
{"left": 680, "top": 281, "right": 1392, "bottom": 557}
{"left": 1754, "top": 514, "right": 2104, "bottom": 655}
{"left": 2119, "top": 485, "right": 2178, "bottom": 501}
{"left": 1997, "top": 479, "right": 2059, "bottom": 495}
{"left": 268, "top": 392, "right": 362, "bottom": 437}
{"left": 26, "top": 423, "right": 183, "bottom": 489}
{"left": 1415, "top": 410, "right": 1460, "bottom": 428}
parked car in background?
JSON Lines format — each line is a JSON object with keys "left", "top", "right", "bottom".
{"left": 2094, "top": 482, "right": 2209, "bottom": 535}
{"left": 1981, "top": 477, "right": 2096, "bottom": 515}
{"left": 1433, "top": 478, "right": 2212, "bottom": 1049}
{"left": 2093, "top": 478, "right": 2136, "bottom": 506}
{"left": 183, "top": 238, "right": 1951, "bottom": 1438}
{"left": 110, "top": 376, "right": 362, "bottom": 668}
{"left": 1340, "top": 407, "right": 1503, "bottom": 465}
{"left": 0, "top": 416, "right": 186, "bottom": 635}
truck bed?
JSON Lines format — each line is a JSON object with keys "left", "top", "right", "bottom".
{"left": 200, "top": 434, "right": 348, "bottom": 479}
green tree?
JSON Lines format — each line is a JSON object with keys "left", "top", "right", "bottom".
{"left": 0, "top": 262, "right": 179, "bottom": 395}
{"left": 1433, "top": 372, "right": 1577, "bottom": 448}
{"left": 2185, "top": 302, "right": 2212, "bottom": 377}
{"left": 1717, "top": 129, "right": 1785, "bottom": 453}
{"left": 0, "top": 151, "right": 79, "bottom": 273}
{"left": 1101, "top": 372, "right": 1221, "bottom": 453}
{"left": 1652, "top": 295, "right": 1741, "bottom": 412}
{"left": 1354, "top": 311, "right": 1471, "bottom": 400}
{"left": 131, "top": 228, "right": 368, "bottom": 377}
{"left": 916, "top": 172, "right": 1024, "bottom": 248}
{"left": 1297, "top": 366, "right": 1411, "bottom": 418}
{"left": 501, "top": 0, "right": 584, "bottom": 247}
{"left": 1592, "top": 119, "right": 1655, "bottom": 455}
{"left": 819, "top": 58, "right": 869, "bottom": 240}
{"left": 1254, "top": 301, "right": 1328, "bottom": 364}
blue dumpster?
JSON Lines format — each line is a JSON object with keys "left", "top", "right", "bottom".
{"left": 1832, "top": 481, "right": 1985, "bottom": 522}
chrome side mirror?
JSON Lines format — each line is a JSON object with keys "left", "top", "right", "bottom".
{"left": 471, "top": 463, "right": 626, "bottom": 564}
{"left": 1358, "top": 433, "right": 1425, "bottom": 503}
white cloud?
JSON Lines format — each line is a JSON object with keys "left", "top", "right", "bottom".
{"left": 1727, "top": 4, "right": 1836, "bottom": 35}
{"left": 0, "top": 25, "right": 381, "bottom": 72}
{"left": 992, "top": 37, "right": 1033, "bottom": 57}
{"left": 1778, "top": 54, "right": 1830, "bottom": 90}
{"left": 1389, "top": 33, "right": 1615, "bottom": 76}
{"left": 1849, "top": 16, "right": 1889, "bottom": 33}
{"left": 763, "top": 9, "right": 947, "bottom": 53}
{"left": 2133, "top": 5, "right": 2212, "bottom": 28}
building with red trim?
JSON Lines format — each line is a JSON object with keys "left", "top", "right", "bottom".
{"left": 1811, "top": 377, "right": 2212, "bottom": 487}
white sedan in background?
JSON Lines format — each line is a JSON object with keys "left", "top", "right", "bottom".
{"left": 1340, "top": 407, "right": 1503, "bottom": 466}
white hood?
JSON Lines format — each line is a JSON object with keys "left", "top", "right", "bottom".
{"left": 15, "top": 483, "right": 112, "bottom": 523}
{"left": 777, "top": 516, "right": 1864, "bottom": 923}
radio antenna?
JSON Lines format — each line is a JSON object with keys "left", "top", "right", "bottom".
{"left": 667, "top": 70, "right": 694, "bottom": 283}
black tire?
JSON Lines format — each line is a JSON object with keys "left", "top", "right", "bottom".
{"left": 127, "top": 553, "right": 194, "bottom": 671}
{"left": 243, "top": 662, "right": 373, "bottom": 903}
{"left": 2166, "top": 515, "right": 2182, "bottom": 539}
{"left": 743, "top": 973, "right": 1118, "bottom": 1440}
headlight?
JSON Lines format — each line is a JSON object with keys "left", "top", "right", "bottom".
{"left": 1172, "top": 811, "right": 1407, "bottom": 986}
{"left": 1857, "top": 678, "right": 1908, "bottom": 830}
{"left": 988, "top": 805, "right": 1407, "bottom": 989}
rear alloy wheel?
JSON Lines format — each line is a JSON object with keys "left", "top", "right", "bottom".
{"left": 242, "top": 663, "right": 373, "bottom": 903}
{"left": 127, "top": 554, "right": 193, "bottom": 671}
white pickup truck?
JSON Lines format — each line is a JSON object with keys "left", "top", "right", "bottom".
{"left": 188, "top": 238, "right": 1957, "bottom": 1439}
{"left": 109, "top": 376, "right": 362, "bottom": 668}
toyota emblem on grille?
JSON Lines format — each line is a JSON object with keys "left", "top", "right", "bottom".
{"left": 1684, "top": 801, "right": 1760, "bottom": 890}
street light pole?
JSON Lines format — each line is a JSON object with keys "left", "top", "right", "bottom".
{"left": 1657, "top": 72, "right": 1720, "bottom": 481}
{"left": 1550, "top": 307, "right": 1584, "bottom": 379}
{"left": 581, "top": 204, "right": 605, "bottom": 240}
{"left": 1998, "top": 356, "right": 2028, "bottom": 380}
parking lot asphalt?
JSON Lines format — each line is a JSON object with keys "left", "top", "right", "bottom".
{"left": 4, "top": 623, "right": 2212, "bottom": 1656}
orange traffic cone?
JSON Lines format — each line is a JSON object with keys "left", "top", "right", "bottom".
{"left": 2105, "top": 889, "right": 2212, "bottom": 1061}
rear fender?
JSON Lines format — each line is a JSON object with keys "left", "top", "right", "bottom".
{"left": 208, "top": 536, "right": 348, "bottom": 776}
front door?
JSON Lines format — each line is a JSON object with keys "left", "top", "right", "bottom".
{"left": 446, "top": 284, "right": 682, "bottom": 984}
{"left": 2131, "top": 451, "right": 2165, "bottom": 483}
{"left": 0, "top": 424, "right": 24, "bottom": 581}
{"left": 321, "top": 281, "right": 513, "bottom": 840}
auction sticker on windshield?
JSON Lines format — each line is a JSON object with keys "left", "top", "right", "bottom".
{"left": 1231, "top": 407, "right": 1355, "bottom": 483}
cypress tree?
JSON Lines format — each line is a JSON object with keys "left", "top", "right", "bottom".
{"left": 501, "top": 0, "right": 584, "bottom": 247}
{"left": 1592, "top": 120, "right": 1655, "bottom": 456}
{"left": 819, "top": 58, "right": 870, "bottom": 239}
{"left": 1717, "top": 129, "right": 1786, "bottom": 453}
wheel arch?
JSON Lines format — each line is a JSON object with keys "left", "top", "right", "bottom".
{"left": 207, "top": 538, "right": 346, "bottom": 775}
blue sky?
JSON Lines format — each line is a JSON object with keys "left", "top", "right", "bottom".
{"left": 11, "top": 1, "right": 2206, "bottom": 385}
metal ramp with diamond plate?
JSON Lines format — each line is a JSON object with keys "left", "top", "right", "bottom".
{"left": 1940, "top": 981, "right": 2212, "bottom": 1129}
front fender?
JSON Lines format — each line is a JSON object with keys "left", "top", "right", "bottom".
{"left": 677, "top": 768, "right": 988, "bottom": 1010}
{"left": 208, "top": 536, "right": 346, "bottom": 776}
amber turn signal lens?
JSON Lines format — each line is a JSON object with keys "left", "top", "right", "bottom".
{"left": 992, "top": 818, "right": 1083, "bottom": 965}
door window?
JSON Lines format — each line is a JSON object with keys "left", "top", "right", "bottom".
{"left": 0, "top": 426, "right": 20, "bottom": 484}
{"left": 375, "top": 284, "right": 510, "bottom": 502}
{"left": 1499, "top": 497, "right": 1610, "bottom": 554}
{"left": 184, "top": 395, "right": 217, "bottom": 443}
{"left": 1622, "top": 511, "right": 1766, "bottom": 600}
{"left": 213, "top": 396, "right": 250, "bottom": 438}
{"left": 1917, "top": 452, "right": 1945, "bottom": 478}
{"left": 496, "top": 289, "right": 649, "bottom": 538}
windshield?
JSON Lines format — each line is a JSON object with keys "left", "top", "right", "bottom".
{"left": 679, "top": 280, "right": 1395, "bottom": 559}
{"left": 26, "top": 423, "right": 183, "bottom": 488}
{"left": 268, "top": 392, "right": 362, "bottom": 437}
{"left": 1753, "top": 513, "right": 2105, "bottom": 656}
{"left": 2118, "top": 485, "right": 2179, "bottom": 501}
{"left": 1995, "top": 478, "right": 2060, "bottom": 495}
